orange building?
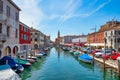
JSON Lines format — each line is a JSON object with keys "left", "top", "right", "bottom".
{"left": 87, "top": 20, "right": 120, "bottom": 48}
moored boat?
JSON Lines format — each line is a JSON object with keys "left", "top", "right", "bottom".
{"left": 78, "top": 54, "right": 93, "bottom": 64}
{"left": 0, "top": 64, "right": 21, "bottom": 80}
{"left": 20, "top": 58, "right": 36, "bottom": 63}
{"left": 63, "top": 47, "right": 69, "bottom": 51}
{"left": 0, "top": 56, "right": 24, "bottom": 72}
{"left": 35, "top": 53, "right": 43, "bottom": 57}
{"left": 73, "top": 51, "right": 79, "bottom": 55}
{"left": 14, "top": 59, "right": 31, "bottom": 67}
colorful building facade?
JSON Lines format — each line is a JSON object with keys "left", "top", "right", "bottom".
{"left": 0, "top": 0, "right": 21, "bottom": 58}
{"left": 19, "top": 22, "right": 31, "bottom": 53}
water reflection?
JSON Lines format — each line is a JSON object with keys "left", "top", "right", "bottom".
{"left": 22, "top": 48, "right": 120, "bottom": 80}
{"left": 19, "top": 56, "right": 48, "bottom": 80}
{"left": 55, "top": 47, "right": 62, "bottom": 61}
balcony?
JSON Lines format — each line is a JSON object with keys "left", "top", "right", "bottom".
{"left": 0, "top": 34, "right": 7, "bottom": 43}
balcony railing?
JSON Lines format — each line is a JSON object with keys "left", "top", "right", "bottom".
{"left": 0, "top": 34, "right": 7, "bottom": 43}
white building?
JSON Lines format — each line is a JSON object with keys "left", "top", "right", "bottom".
{"left": 104, "top": 25, "right": 120, "bottom": 52}
{"left": 72, "top": 36, "right": 87, "bottom": 43}
{"left": 0, "top": 0, "right": 21, "bottom": 58}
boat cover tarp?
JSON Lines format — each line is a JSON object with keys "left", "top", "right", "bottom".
{"left": 0, "top": 64, "right": 21, "bottom": 80}
{"left": 73, "top": 51, "right": 79, "bottom": 55}
{"left": 78, "top": 54, "right": 92, "bottom": 60}
{"left": 0, "top": 56, "right": 16, "bottom": 68}
{"left": 14, "top": 59, "right": 28, "bottom": 64}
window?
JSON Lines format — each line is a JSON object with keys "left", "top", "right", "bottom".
{"left": 7, "top": 26, "right": 10, "bottom": 37}
{"left": 15, "top": 29, "right": 18, "bottom": 38}
{"left": 115, "top": 38, "right": 116, "bottom": 43}
{"left": 24, "top": 27, "right": 27, "bottom": 32}
{"left": 35, "top": 38, "right": 37, "bottom": 41}
{"left": 35, "top": 33, "right": 38, "bottom": 35}
{"left": 0, "top": 23, "right": 2, "bottom": 33}
{"left": 6, "top": 5, "right": 10, "bottom": 17}
{"left": 23, "top": 35, "right": 27, "bottom": 40}
{"left": 0, "top": 0, "right": 3, "bottom": 13}
{"left": 111, "top": 31, "right": 113, "bottom": 36}
{"left": 115, "top": 30, "right": 116, "bottom": 35}
{"left": 118, "top": 31, "right": 120, "bottom": 35}
{"left": 117, "top": 38, "right": 120, "bottom": 43}
{"left": 105, "top": 32, "right": 107, "bottom": 36}
{"left": 15, "top": 12, "right": 19, "bottom": 21}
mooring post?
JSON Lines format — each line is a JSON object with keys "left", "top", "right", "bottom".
{"left": 18, "top": 54, "right": 20, "bottom": 64}
{"left": 92, "top": 52, "right": 95, "bottom": 65}
{"left": 117, "top": 57, "right": 120, "bottom": 77}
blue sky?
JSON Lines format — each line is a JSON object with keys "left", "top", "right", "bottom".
{"left": 13, "top": 0, "right": 120, "bottom": 41}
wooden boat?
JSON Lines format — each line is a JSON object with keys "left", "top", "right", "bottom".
{"left": 14, "top": 59, "right": 31, "bottom": 67}
{"left": 20, "top": 58, "right": 36, "bottom": 63}
{"left": 78, "top": 54, "right": 93, "bottom": 64}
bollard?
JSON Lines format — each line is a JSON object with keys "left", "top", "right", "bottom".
{"left": 18, "top": 54, "right": 20, "bottom": 64}
{"left": 117, "top": 57, "right": 120, "bottom": 77}
{"left": 103, "top": 57, "right": 106, "bottom": 70}
{"left": 92, "top": 53, "right": 95, "bottom": 65}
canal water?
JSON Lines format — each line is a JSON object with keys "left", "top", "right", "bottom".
{"left": 20, "top": 48, "right": 120, "bottom": 80}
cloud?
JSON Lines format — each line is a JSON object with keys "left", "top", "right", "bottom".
{"left": 87, "top": 0, "right": 112, "bottom": 16}
{"left": 57, "top": 0, "right": 82, "bottom": 27}
{"left": 56, "top": 0, "right": 111, "bottom": 27}
{"left": 12, "top": 0, "right": 44, "bottom": 27}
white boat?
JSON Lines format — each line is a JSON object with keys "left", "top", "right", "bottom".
{"left": 0, "top": 64, "right": 21, "bottom": 80}
{"left": 35, "top": 53, "right": 43, "bottom": 58}
{"left": 28, "top": 56, "right": 37, "bottom": 60}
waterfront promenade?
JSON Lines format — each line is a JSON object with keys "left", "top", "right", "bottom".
{"left": 76, "top": 50, "right": 118, "bottom": 70}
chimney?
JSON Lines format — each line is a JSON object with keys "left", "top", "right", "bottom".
{"left": 115, "top": 19, "right": 117, "bottom": 26}
{"left": 112, "top": 19, "right": 114, "bottom": 26}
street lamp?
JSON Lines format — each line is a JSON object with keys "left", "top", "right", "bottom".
{"left": 103, "top": 37, "right": 107, "bottom": 69}
{"left": 91, "top": 27, "right": 96, "bottom": 65}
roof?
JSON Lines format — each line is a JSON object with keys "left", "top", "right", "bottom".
{"left": 30, "top": 28, "right": 40, "bottom": 32}
{"left": 8, "top": 0, "right": 21, "bottom": 11}
{"left": 19, "top": 21, "right": 30, "bottom": 29}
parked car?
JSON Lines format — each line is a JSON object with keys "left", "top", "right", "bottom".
{"left": 81, "top": 47, "right": 94, "bottom": 54}
{"left": 95, "top": 50, "right": 110, "bottom": 58}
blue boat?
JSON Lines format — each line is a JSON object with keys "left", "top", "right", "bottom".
{"left": 78, "top": 54, "right": 93, "bottom": 64}
{"left": 0, "top": 56, "right": 24, "bottom": 72}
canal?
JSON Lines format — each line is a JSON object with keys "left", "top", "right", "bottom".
{"left": 20, "top": 48, "right": 120, "bottom": 80}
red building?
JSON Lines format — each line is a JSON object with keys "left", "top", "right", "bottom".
{"left": 19, "top": 22, "right": 31, "bottom": 53}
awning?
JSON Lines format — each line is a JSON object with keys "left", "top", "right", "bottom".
{"left": 64, "top": 43, "right": 73, "bottom": 47}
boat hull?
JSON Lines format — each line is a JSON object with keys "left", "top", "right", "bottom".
{"left": 78, "top": 57, "right": 92, "bottom": 64}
